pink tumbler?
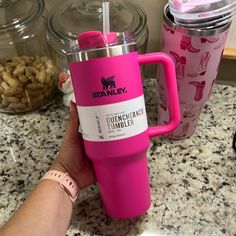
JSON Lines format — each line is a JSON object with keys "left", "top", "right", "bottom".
{"left": 67, "top": 31, "right": 180, "bottom": 219}
{"left": 158, "top": 5, "right": 231, "bottom": 139}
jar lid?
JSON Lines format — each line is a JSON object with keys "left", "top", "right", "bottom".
{"left": 46, "top": 0, "right": 147, "bottom": 55}
{"left": 0, "top": 0, "right": 44, "bottom": 31}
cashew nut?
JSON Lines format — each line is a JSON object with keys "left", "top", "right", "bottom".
{"left": 13, "top": 64, "right": 25, "bottom": 76}
{"left": 2, "top": 71, "right": 23, "bottom": 87}
{"left": 37, "top": 69, "right": 47, "bottom": 84}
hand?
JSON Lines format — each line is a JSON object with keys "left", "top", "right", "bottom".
{"left": 50, "top": 102, "right": 96, "bottom": 190}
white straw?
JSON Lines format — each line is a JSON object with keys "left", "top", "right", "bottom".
{"left": 102, "top": 0, "right": 110, "bottom": 34}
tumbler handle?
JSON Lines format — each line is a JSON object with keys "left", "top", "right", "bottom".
{"left": 138, "top": 53, "right": 180, "bottom": 138}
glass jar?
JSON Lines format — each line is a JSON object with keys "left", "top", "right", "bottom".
{"left": 0, "top": 0, "right": 57, "bottom": 113}
{"left": 46, "top": 0, "right": 148, "bottom": 82}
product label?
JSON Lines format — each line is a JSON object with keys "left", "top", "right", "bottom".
{"left": 77, "top": 95, "right": 148, "bottom": 142}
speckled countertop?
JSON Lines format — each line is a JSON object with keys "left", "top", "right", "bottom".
{"left": 0, "top": 79, "right": 236, "bottom": 236}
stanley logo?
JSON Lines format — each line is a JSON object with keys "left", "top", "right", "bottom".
{"left": 92, "top": 75, "right": 127, "bottom": 98}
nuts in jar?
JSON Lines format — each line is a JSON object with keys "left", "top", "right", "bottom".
{"left": 0, "top": 56, "right": 56, "bottom": 113}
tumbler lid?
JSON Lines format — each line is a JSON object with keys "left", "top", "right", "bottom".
{"left": 164, "top": 4, "right": 231, "bottom": 36}
{"left": 67, "top": 31, "right": 137, "bottom": 62}
{"left": 168, "top": 0, "right": 236, "bottom": 29}
{"left": 78, "top": 31, "right": 118, "bottom": 50}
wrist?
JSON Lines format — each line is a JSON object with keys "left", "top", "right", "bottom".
{"left": 41, "top": 170, "right": 80, "bottom": 204}
{"left": 50, "top": 162, "right": 68, "bottom": 174}
{"left": 39, "top": 179, "right": 73, "bottom": 206}
{"left": 50, "top": 160, "right": 77, "bottom": 184}
{"left": 50, "top": 160, "right": 81, "bottom": 189}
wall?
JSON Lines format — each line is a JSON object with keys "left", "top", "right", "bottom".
{"left": 225, "top": 17, "right": 236, "bottom": 49}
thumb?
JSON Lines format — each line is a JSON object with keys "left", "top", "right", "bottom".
{"left": 66, "top": 101, "right": 79, "bottom": 137}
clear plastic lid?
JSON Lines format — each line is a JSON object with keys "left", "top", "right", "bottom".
{"left": 67, "top": 31, "right": 135, "bottom": 52}
{"left": 67, "top": 31, "right": 137, "bottom": 63}
{"left": 169, "top": 0, "right": 236, "bottom": 28}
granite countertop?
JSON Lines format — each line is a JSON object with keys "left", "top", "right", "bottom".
{"left": 0, "top": 79, "right": 236, "bottom": 236}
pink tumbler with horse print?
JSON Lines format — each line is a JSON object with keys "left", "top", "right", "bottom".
{"left": 67, "top": 31, "right": 180, "bottom": 219}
